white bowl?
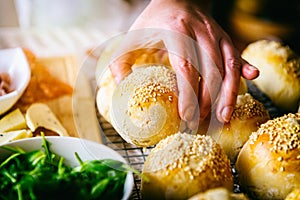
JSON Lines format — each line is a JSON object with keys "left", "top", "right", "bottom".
{"left": 0, "top": 136, "right": 134, "bottom": 200}
{"left": 0, "top": 47, "right": 31, "bottom": 115}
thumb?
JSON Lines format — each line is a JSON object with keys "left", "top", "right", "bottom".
{"left": 109, "top": 52, "right": 136, "bottom": 84}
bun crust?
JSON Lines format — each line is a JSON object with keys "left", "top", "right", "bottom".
{"left": 285, "top": 188, "right": 300, "bottom": 200}
{"left": 188, "top": 187, "right": 249, "bottom": 200}
{"left": 110, "top": 65, "right": 181, "bottom": 147}
{"left": 236, "top": 113, "right": 300, "bottom": 200}
{"left": 96, "top": 69, "right": 116, "bottom": 123}
{"left": 204, "top": 93, "right": 270, "bottom": 162}
{"left": 141, "top": 132, "right": 233, "bottom": 200}
{"left": 241, "top": 40, "right": 300, "bottom": 112}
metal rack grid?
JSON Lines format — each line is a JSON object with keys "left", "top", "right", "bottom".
{"left": 98, "top": 115, "right": 154, "bottom": 200}
{"left": 97, "top": 116, "right": 243, "bottom": 200}
{"left": 97, "top": 81, "right": 283, "bottom": 200}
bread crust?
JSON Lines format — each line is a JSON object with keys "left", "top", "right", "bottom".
{"left": 241, "top": 40, "right": 300, "bottom": 112}
{"left": 141, "top": 132, "right": 233, "bottom": 200}
{"left": 236, "top": 113, "right": 300, "bottom": 200}
{"left": 201, "top": 93, "right": 270, "bottom": 163}
{"left": 110, "top": 65, "right": 181, "bottom": 147}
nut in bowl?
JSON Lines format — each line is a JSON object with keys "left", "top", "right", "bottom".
{"left": 0, "top": 48, "right": 31, "bottom": 115}
{"left": 0, "top": 136, "right": 134, "bottom": 200}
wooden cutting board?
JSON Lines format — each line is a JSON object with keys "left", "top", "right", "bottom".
{"left": 30, "top": 55, "right": 102, "bottom": 143}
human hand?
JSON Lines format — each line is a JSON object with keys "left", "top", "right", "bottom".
{"left": 109, "top": 0, "right": 259, "bottom": 131}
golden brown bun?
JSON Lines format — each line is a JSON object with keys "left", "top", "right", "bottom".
{"left": 110, "top": 65, "right": 182, "bottom": 147}
{"left": 141, "top": 132, "right": 233, "bottom": 200}
{"left": 241, "top": 40, "right": 300, "bottom": 112}
{"left": 236, "top": 113, "right": 300, "bottom": 200}
{"left": 203, "top": 93, "right": 270, "bottom": 163}
{"left": 96, "top": 68, "right": 116, "bottom": 123}
{"left": 188, "top": 187, "right": 249, "bottom": 200}
{"left": 239, "top": 78, "right": 248, "bottom": 95}
{"left": 285, "top": 188, "right": 300, "bottom": 200}
{"left": 97, "top": 71, "right": 247, "bottom": 126}
{"left": 96, "top": 42, "right": 170, "bottom": 123}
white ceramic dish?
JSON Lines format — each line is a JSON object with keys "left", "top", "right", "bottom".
{"left": 0, "top": 47, "right": 31, "bottom": 115}
{"left": 0, "top": 136, "right": 134, "bottom": 200}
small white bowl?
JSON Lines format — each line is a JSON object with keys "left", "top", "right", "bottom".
{"left": 0, "top": 136, "right": 134, "bottom": 200}
{"left": 0, "top": 47, "right": 31, "bottom": 115}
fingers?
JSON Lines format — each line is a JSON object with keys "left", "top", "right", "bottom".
{"left": 163, "top": 32, "right": 201, "bottom": 130}
{"left": 216, "top": 38, "right": 242, "bottom": 123}
{"left": 165, "top": 30, "right": 225, "bottom": 130}
{"left": 196, "top": 45, "right": 223, "bottom": 124}
{"left": 168, "top": 53, "right": 200, "bottom": 130}
{"left": 109, "top": 52, "right": 135, "bottom": 84}
{"left": 241, "top": 61, "right": 260, "bottom": 80}
{"left": 110, "top": 48, "right": 163, "bottom": 84}
{"left": 109, "top": 30, "right": 167, "bottom": 84}
{"left": 198, "top": 69, "right": 223, "bottom": 124}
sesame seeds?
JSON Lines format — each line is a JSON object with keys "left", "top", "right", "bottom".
{"left": 129, "top": 82, "right": 176, "bottom": 111}
{"left": 280, "top": 166, "right": 285, "bottom": 172}
{"left": 285, "top": 188, "right": 300, "bottom": 200}
{"left": 231, "top": 93, "right": 269, "bottom": 120}
{"left": 144, "top": 133, "right": 232, "bottom": 182}
{"left": 249, "top": 113, "right": 300, "bottom": 153}
{"left": 124, "top": 65, "right": 178, "bottom": 112}
{"left": 285, "top": 57, "right": 300, "bottom": 79}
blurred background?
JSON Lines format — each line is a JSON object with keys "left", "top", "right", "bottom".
{"left": 0, "top": 0, "right": 300, "bottom": 54}
{"left": 212, "top": 0, "right": 300, "bottom": 53}
{"left": 0, "top": 0, "right": 149, "bottom": 31}
{"left": 0, "top": 0, "right": 149, "bottom": 56}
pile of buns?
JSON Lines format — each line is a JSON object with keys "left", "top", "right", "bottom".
{"left": 96, "top": 39, "right": 300, "bottom": 199}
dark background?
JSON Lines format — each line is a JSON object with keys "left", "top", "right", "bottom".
{"left": 211, "top": 0, "right": 300, "bottom": 54}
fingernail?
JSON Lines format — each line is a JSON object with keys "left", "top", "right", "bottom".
{"left": 221, "top": 106, "right": 234, "bottom": 123}
{"left": 188, "top": 118, "right": 199, "bottom": 131}
{"left": 183, "top": 107, "right": 195, "bottom": 121}
{"left": 249, "top": 65, "right": 258, "bottom": 71}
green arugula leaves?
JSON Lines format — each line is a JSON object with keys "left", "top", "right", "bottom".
{"left": 0, "top": 135, "right": 132, "bottom": 200}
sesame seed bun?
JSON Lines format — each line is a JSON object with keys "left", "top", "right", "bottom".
{"left": 188, "top": 187, "right": 249, "bottom": 200}
{"left": 206, "top": 93, "right": 270, "bottom": 163}
{"left": 141, "top": 132, "right": 233, "bottom": 200}
{"left": 110, "top": 65, "right": 182, "bottom": 147}
{"left": 285, "top": 188, "right": 300, "bottom": 200}
{"left": 96, "top": 68, "right": 116, "bottom": 123}
{"left": 241, "top": 40, "right": 300, "bottom": 112}
{"left": 236, "top": 113, "right": 300, "bottom": 200}
{"left": 96, "top": 44, "right": 170, "bottom": 124}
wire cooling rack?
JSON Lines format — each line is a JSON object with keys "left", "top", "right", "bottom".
{"left": 98, "top": 114, "right": 243, "bottom": 200}
{"left": 97, "top": 114, "right": 244, "bottom": 200}
{"left": 97, "top": 81, "right": 283, "bottom": 200}
{"left": 98, "top": 114, "right": 154, "bottom": 200}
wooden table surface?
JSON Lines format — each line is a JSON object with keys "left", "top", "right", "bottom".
{"left": 0, "top": 28, "right": 112, "bottom": 143}
{"left": 33, "top": 55, "right": 102, "bottom": 143}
